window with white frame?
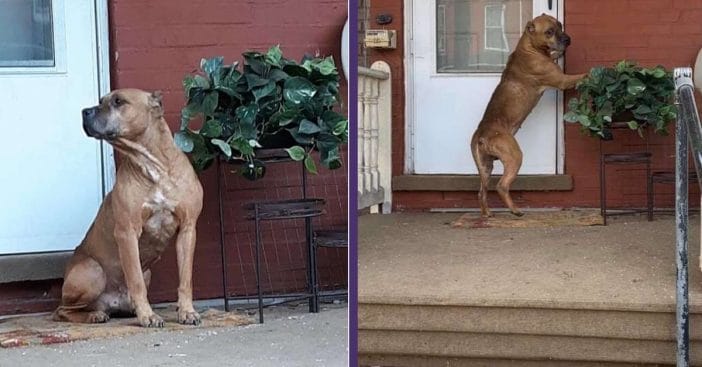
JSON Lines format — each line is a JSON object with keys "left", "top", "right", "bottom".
{"left": 484, "top": 3, "right": 509, "bottom": 52}
{"left": 437, "top": 4, "right": 447, "bottom": 56}
{"left": 0, "top": 0, "right": 55, "bottom": 67}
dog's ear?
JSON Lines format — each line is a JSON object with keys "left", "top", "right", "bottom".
{"left": 149, "top": 91, "right": 163, "bottom": 117}
{"left": 526, "top": 21, "right": 535, "bottom": 33}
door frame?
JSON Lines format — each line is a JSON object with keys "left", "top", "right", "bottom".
{"left": 95, "top": 0, "right": 115, "bottom": 193}
{"left": 403, "top": 0, "right": 566, "bottom": 175}
{"left": 0, "top": 0, "right": 112, "bottom": 282}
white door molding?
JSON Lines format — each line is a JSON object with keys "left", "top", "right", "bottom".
{"left": 94, "top": 0, "right": 115, "bottom": 195}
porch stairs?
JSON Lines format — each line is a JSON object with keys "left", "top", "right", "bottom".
{"left": 359, "top": 300, "right": 702, "bottom": 366}
{"left": 358, "top": 213, "right": 702, "bottom": 366}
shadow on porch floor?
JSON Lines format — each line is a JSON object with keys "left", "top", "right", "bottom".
{"left": 359, "top": 212, "right": 702, "bottom": 366}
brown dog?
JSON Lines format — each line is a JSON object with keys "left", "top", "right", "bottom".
{"left": 53, "top": 89, "right": 203, "bottom": 327}
{"left": 470, "top": 14, "right": 586, "bottom": 217}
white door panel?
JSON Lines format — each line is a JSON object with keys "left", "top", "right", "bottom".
{"left": 0, "top": 0, "right": 104, "bottom": 254}
{"left": 411, "top": 0, "right": 561, "bottom": 175}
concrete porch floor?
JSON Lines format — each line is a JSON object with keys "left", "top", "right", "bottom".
{"left": 359, "top": 212, "right": 702, "bottom": 366}
{"left": 360, "top": 212, "right": 702, "bottom": 311}
{"left": 0, "top": 304, "right": 347, "bottom": 367}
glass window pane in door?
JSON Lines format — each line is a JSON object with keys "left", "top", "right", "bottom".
{"left": 437, "top": 0, "right": 532, "bottom": 73}
{"left": 0, "top": 0, "right": 54, "bottom": 67}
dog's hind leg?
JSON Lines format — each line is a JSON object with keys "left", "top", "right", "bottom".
{"left": 490, "top": 134, "right": 524, "bottom": 217}
{"left": 52, "top": 253, "right": 108, "bottom": 323}
{"left": 472, "top": 146, "right": 495, "bottom": 218}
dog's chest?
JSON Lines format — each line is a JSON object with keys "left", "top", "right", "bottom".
{"left": 141, "top": 189, "right": 178, "bottom": 242}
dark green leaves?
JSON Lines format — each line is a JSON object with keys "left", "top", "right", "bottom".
{"left": 565, "top": 60, "right": 676, "bottom": 138}
{"left": 285, "top": 146, "right": 306, "bottom": 161}
{"left": 283, "top": 77, "right": 317, "bottom": 104}
{"left": 174, "top": 131, "right": 194, "bottom": 153}
{"left": 230, "top": 137, "right": 254, "bottom": 156}
{"left": 200, "top": 119, "right": 223, "bottom": 138}
{"left": 201, "top": 57, "right": 224, "bottom": 81}
{"left": 193, "top": 75, "right": 210, "bottom": 89}
{"left": 201, "top": 92, "right": 219, "bottom": 115}
{"left": 333, "top": 120, "right": 348, "bottom": 136}
{"left": 253, "top": 81, "right": 276, "bottom": 101}
{"left": 299, "top": 119, "right": 321, "bottom": 134}
{"left": 563, "top": 110, "right": 579, "bottom": 123}
{"left": 183, "top": 76, "right": 198, "bottom": 97}
{"left": 235, "top": 103, "right": 259, "bottom": 126}
{"left": 265, "top": 45, "right": 283, "bottom": 67}
{"left": 304, "top": 155, "right": 318, "bottom": 174}
{"left": 211, "top": 138, "right": 232, "bottom": 158}
{"left": 626, "top": 78, "right": 646, "bottom": 95}
{"left": 180, "top": 102, "right": 199, "bottom": 130}
{"left": 271, "top": 107, "right": 300, "bottom": 127}
{"left": 176, "top": 45, "right": 346, "bottom": 175}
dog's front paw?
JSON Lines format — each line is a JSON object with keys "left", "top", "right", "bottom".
{"left": 138, "top": 312, "right": 164, "bottom": 328}
{"left": 178, "top": 310, "right": 201, "bottom": 326}
{"left": 511, "top": 210, "right": 525, "bottom": 217}
{"left": 87, "top": 310, "right": 110, "bottom": 323}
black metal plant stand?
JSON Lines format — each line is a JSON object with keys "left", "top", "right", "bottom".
{"left": 599, "top": 122, "right": 652, "bottom": 225}
{"left": 217, "top": 149, "right": 325, "bottom": 323}
{"left": 312, "top": 229, "right": 349, "bottom": 306}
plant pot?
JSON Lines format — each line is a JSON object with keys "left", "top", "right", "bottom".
{"left": 259, "top": 130, "right": 297, "bottom": 149}
{"left": 601, "top": 111, "right": 647, "bottom": 141}
{"left": 611, "top": 111, "right": 636, "bottom": 126}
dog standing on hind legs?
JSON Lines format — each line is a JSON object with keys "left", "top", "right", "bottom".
{"left": 53, "top": 89, "right": 203, "bottom": 327}
{"left": 470, "top": 14, "right": 587, "bottom": 218}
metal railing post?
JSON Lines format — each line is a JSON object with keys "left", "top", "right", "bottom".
{"left": 675, "top": 72, "right": 690, "bottom": 367}
{"left": 673, "top": 66, "right": 702, "bottom": 367}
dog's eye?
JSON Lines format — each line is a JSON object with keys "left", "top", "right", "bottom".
{"left": 546, "top": 28, "right": 555, "bottom": 37}
{"left": 113, "top": 97, "right": 125, "bottom": 107}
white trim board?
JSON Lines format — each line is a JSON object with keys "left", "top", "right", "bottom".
{"left": 94, "top": 0, "right": 115, "bottom": 195}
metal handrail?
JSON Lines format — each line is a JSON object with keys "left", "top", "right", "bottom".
{"left": 673, "top": 67, "right": 702, "bottom": 367}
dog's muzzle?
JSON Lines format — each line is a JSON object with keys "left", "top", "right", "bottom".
{"left": 82, "top": 107, "right": 98, "bottom": 137}
{"left": 559, "top": 33, "right": 571, "bottom": 47}
{"left": 82, "top": 106, "right": 114, "bottom": 140}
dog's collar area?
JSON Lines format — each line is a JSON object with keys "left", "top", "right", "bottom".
{"left": 111, "top": 138, "right": 168, "bottom": 183}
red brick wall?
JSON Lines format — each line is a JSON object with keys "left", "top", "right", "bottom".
{"left": 0, "top": 0, "right": 348, "bottom": 315}
{"left": 110, "top": 0, "right": 349, "bottom": 303}
{"left": 376, "top": 0, "right": 702, "bottom": 211}
{"left": 366, "top": 0, "right": 406, "bottom": 178}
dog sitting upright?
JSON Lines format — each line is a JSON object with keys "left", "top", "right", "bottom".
{"left": 470, "top": 14, "right": 587, "bottom": 217}
{"left": 53, "top": 89, "right": 203, "bottom": 327}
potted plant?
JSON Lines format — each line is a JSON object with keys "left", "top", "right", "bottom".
{"left": 174, "top": 45, "right": 348, "bottom": 180}
{"left": 564, "top": 60, "right": 676, "bottom": 140}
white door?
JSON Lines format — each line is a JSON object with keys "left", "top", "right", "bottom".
{"left": 0, "top": 0, "right": 107, "bottom": 255}
{"left": 410, "top": 0, "right": 562, "bottom": 174}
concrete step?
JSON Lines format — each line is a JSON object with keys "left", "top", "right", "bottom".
{"left": 358, "top": 303, "right": 702, "bottom": 365}
{"left": 360, "top": 354, "right": 670, "bottom": 367}
{"left": 359, "top": 304, "right": 702, "bottom": 341}
{"left": 359, "top": 329, "right": 700, "bottom": 365}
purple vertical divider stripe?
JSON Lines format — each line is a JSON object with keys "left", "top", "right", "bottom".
{"left": 347, "top": 0, "right": 359, "bottom": 365}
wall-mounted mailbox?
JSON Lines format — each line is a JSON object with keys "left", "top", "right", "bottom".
{"left": 364, "top": 29, "right": 396, "bottom": 49}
